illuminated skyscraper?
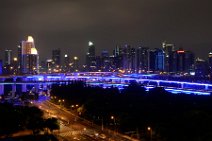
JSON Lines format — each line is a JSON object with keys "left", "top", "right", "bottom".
{"left": 136, "top": 47, "right": 149, "bottom": 73}
{"left": 170, "top": 48, "right": 194, "bottom": 73}
{"left": 162, "top": 41, "right": 174, "bottom": 72}
{"left": 88, "top": 41, "right": 95, "bottom": 57}
{"left": 113, "top": 45, "right": 123, "bottom": 70}
{"left": 208, "top": 52, "right": 212, "bottom": 69}
{"left": 86, "top": 41, "right": 96, "bottom": 71}
{"left": 0, "top": 60, "right": 2, "bottom": 75}
{"left": 52, "top": 49, "right": 61, "bottom": 67}
{"left": 73, "top": 56, "right": 79, "bottom": 72}
{"left": 195, "top": 58, "right": 209, "bottom": 77}
{"left": 4, "top": 50, "right": 12, "bottom": 65}
{"left": 122, "top": 45, "right": 136, "bottom": 73}
{"left": 101, "top": 50, "right": 110, "bottom": 71}
{"left": 148, "top": 48, "right": 165, "bottom": 72}
{"left": 21, "top": 36, "right": 39, "bottom": 74}
{"left": 63, "top": 54, "right": 70, "bottom": 72}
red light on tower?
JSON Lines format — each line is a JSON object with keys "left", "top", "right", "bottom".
{"left": 177, "top": 50, "right": 185, "bottom": 53}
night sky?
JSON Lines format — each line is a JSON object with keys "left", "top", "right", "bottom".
{"left": 0, "top": 0, "right": 212, "bottom": 63}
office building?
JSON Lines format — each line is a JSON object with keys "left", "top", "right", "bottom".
{"left": 52, "top": 49, "right": 61, "bottom": 67}
{"left": 21, "top": 36, "right": 39, "bottom": 74}
{"left": 162, "top": 41, "right": 174, "bottom": 72}
{"left": 86, "top": 41, "right": 97, "bottom": 71}
{"left": 136, "top": 47, "right": 149, "bottom": 73}
{"left": 4, "top": 50, "right": 12, "bottom": 66}
{"left": 148, "top": 48, "right": 165, "bottom": 72}
{"left": 195, "top": 58, "right": 209, "bottom": 77}
{"left": 113, "top": 45, "right": 123, "bottom": 70}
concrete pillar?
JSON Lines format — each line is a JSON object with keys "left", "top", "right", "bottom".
{"left": 205, "top": 84, "right": 208, "bottom": 90}
{"left": 0, "top": 85, "right": 4, "bottom": 95}
{"left": 12, "top": 84, "right": 16, "bottom": 96}
{"left": 43, "top": 83, "right": 47, "bottom": 90}
{"left": 34, "top": 84, "right": 39, "bottom": 93}
{"left": 156, "top": 81, "right": 160, "bottom": 86}
{"left": 22, "top": 84, "right": 27, "bottom": 92}
{"left": 181, "top": 83, "right": 184, "bottom": 89}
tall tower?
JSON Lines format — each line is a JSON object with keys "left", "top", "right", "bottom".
{"left": 88, "top": 41, "right": 95, "bottom": 57}
{"left": 21, "top": 36, "right": 39, "bottom": 74}
{"left": 136, "top": 47, "right": 149, "bottom": 73}
{"left": 162, "top": 41, "right": 174, "bottom": 72}
{"left": 113, "top": 45, "right": 123, "bottom": 70}
{"left": 52, "top": 49, "right": 61, "bottom": 67}
{"left": 4, "top": 50, "right": 12, "bottom": 66}
{"left": 208, "top": 52, "right": 212, "bottom": 69}
{"left": 63, "top": 54, "right": 70, "bottom": 72}
{"left": 86, "top": 41, "right": 96, "bottom": 71}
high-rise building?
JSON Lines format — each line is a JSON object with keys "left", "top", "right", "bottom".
{"left": 101, "top": 50, "right": 110, "bottom": 71}
{"left": 208, "top": 52, "right": 212, "bottom": 70}
{"left": 121, "top": 45, "right": 136, "bottom": 73}
{"left": 52, "top": 49, "right": 61, "bottom": 67}
{"left": 72, "top": 56, "right": 79, "bottom": 72}
{"left": 171, "top": 48, "right": 194, "bottom": 73}
{"left": 162, "top": 41, "right": 174, "bottom": 72}
{"left": 46, "top": 59, "right": 53, "bottom": 73}
{"left": 4, "top": 50, "right": 12, "bottom": 65}
{"left": 195, "top": 58, "right": 209, "bottom": 77}
{"left": 113, "top": 45, "right": 123, "bottom": 70}
{"left": 88, "top": 41, "right": 95, "bottom": 57}
{"left": 17, "top": 45, "right": 22, "bottom": 74}
{"left": 0, "top": 60, "right": 2, "bottom": 75}
{"left": 86, "top": 41, "right": 96, "bottom": 71}
{"left": 63, "top": 54, "right": 70, "bottom": 72}
{"left": 136, "top": 47, "right": 149, "bottom": 73}
{"left": 148, "top": 48, "right": 165, "bottom": 72}
{"left": 154, "top": 48, "right": 165, "bottom": 71}
{"left": 21, "top": 36, "right": 39, "bottom": 74}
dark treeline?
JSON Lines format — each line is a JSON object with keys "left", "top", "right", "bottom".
{"left": 50, "top": 81, "right": 212, "bottom": 141}
{"left": 0, "top": 103, "right": 59, "bottom": 139}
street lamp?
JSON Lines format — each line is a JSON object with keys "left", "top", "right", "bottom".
{"left": 147, "top": 126, "right": 152, "bottom": 141}
{"left": 111, "top": 116, "right": 116, "bottom": 134}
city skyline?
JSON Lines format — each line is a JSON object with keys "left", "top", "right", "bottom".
{"left": 0, "top": 0, "right": 212, "bottom": 62}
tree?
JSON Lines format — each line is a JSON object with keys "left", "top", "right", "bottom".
{"left": 45, "top": 118, "right": 60, "bottom": 134}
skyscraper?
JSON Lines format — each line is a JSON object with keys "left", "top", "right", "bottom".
{"left": 148, "top": 48, "right": 165, "bottom": 72}
{"left": 113, "top": 45, "right": 123, "bottom": 70}
{"left": 208, "top": 52, "right": 212, "bottom": 70}
{"left": 88, "top": 41, "right": 95, "bottom": 57}
{"left": 171, "top": 49, "right": 194, "bottom": 73}
{"left": 4, "top": 50, "right": 12, "bottom": 66}
{"left": 72, "top": 56, "right": 79, "bottom": 72}
{"left": 162, "top": 41, "right": 174, "bottom": 72}
{"left": 21, "top": 36, "right": 39, "bottom": 74}
{"left": 101, "top": 50, "right": 110, "bottom": 71}
{"left": 136, "top": 47, "right": 149, "bottom": 73}
{"left": 86, "top": 41, "right": 96, "bottom": 71}
{"left": 63, "top": 54, "right": 70, "bottom": 72}
{"left": 195, "top": 58, "right": 209, "bottom": 77}
{"left": 52, "top": 49, "right": 61, "bottom": 67}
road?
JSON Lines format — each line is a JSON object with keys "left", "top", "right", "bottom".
{"left": 35, "top": 99, "right": 139, "bottom": 141}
